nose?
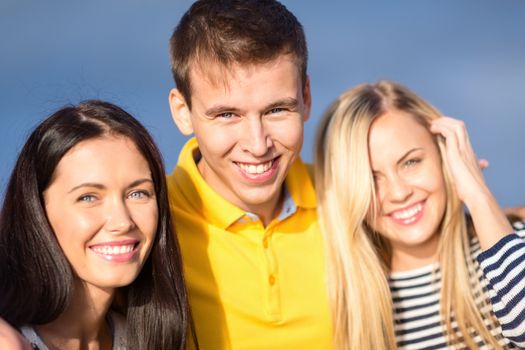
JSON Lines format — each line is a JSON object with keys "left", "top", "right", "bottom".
{"left": 240, "top": 117, "right": 273, "bottom": 157}
{"left": 104, "top": 197, "right": 135, "bottom": 234}
{"left": 385, "top": 174, "right": 413, "bottom": 203}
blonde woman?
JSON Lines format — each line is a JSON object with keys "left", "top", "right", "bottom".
{"left": 315, "top": 80, "right": 525, "bottom": 349}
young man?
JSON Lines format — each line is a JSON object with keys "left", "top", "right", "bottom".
{"left": 167, "top": 1, "right": 332, "bottom": 349}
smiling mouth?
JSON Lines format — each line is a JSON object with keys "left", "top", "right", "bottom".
{"left": 236, "top": 159, "right": 275, "bottom": 175}
{"left": 89, "top": 240, "right": 140, "bottom": 262}
{"left": 91, "top": 244, "right": 137, "bottom": 255}
{"left": 389, "top": 202, "right": 424, "bottom": 224}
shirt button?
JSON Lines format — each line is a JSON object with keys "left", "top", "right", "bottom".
{"left": 269, "top": 274, "right": 276, "bottom": 285}
{"left": 263, "top": 238, "right": 269, "bottom": 248}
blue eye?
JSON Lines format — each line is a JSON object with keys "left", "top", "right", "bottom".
{"left": 268, "top": 107, "right": 284, "bottom": 114}
{"left": 217, "top": 112, "right": 234, "bottom": 119}
{"left": 78, "top": 194, "right": 96, "bottom": 202}
{"left": 404, "top": 158, "right": 420, "bottom": 167}
{"left": 128, "top": 190, "right": 151, "bottom": 200}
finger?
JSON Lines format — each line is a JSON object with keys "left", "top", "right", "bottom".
{"left": 432, "top": 118, "right": 479, "bottom": 166}
{"left": 430, "top": 119, "right": 461, "bottom": 152}
{"left": 479, "top": 158, "right": 489, "bottom": 169}
{"left": 432, "top": 117, "right": 466, "bottom": 149}
{"left": 438, "top": 117, "right": 473, "bottom": 154}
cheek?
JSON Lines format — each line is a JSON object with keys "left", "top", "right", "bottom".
{"left": 414, "top": 165, "right": 447, "bottom": 216}
{"left": 374, "top": 184, "right": 385, "bottom": 207}
{"left": 270, "top": 118, "right": 304, "bottom": 150}
{"left": 421, "top": 164, "right": 446, "bottom": 195}
{"left": 365, "top": 199, "right": 384, "bottom": 234}
{"left": 131, "top": 204, "right": 158, "bottom": 242}
{"left": 432, "top": 177, "right": 448, "bottom": 214}
{"left": 195, "top": 125, "right": 237, "bottom": 156}
{"left": 50, "top": 212, "right": 101, "bottom": 254}
{"left": 370, "top": 179, "right": 387, "bottom": 219}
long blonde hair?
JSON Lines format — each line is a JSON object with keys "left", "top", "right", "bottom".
{"left": 315, "top": 81, "right": 502, "bottom": 349}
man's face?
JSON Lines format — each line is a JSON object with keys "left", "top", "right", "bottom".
{"left": 170, "top": 55, "right": 310, "bottom": 221}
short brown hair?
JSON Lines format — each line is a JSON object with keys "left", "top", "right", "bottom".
{"left": 169, "top": 0, "right": 308, "bottom": 108}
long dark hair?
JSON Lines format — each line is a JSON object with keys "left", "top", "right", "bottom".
{"left": 0, "top": 100, "right": 189, "bottom": 349}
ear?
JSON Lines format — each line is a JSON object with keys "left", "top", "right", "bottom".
{"left": 302, "top": 75, "right": 312, "bottom": 122}
{"left": 168, "top": 88, "right": 193, "bottom": 135}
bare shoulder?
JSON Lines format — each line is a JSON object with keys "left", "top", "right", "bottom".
{"left": 0, "top": 318, "right": 32, "bottom": 350}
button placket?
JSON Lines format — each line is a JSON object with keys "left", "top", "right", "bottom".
{"left": 262, "top": 228, "right": 281, "bottom": 319}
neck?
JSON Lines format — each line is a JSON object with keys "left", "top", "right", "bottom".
{"left": 390, "top": 235, "right": 440, "bottom": 272}
{"left": 247, "top": 189, "right": 284, "bottom": 227}
{"left": 36, "top": 279, "right": 115, "bottom": 350}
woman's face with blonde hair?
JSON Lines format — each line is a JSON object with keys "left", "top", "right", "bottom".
{"left": 367, "top": 109, "right": 447, "bottom": 270}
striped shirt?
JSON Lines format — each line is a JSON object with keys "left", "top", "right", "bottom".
{"left": 389, "top": 222, "right": 525, "bottom": 349}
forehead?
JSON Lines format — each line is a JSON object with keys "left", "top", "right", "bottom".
{"left": 188, "top": 54, "right": 303, "bottom": 97}
{"left": 52, "top": 136, "right": 150, "bottom": 181}
{"left": 369, "top": 110, "right": 435, "bottom": 159}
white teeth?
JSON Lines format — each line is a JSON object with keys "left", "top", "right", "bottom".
{"left": 92, "top": 244, "right": 135, "bottom": 255}
{"left": 392, "top": 203, "right": 422, "bottom": 220}
{"left": 238, "top": 160, "right": 273, "bottom": 174}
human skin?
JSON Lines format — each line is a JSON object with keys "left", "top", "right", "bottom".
{"left": 429, "top": 117, "right": 512, "bottom": 250}
{"left": 368, "top": 111, "right": 513, "bottom": 272}
{"left": 169, "top": 54, "right": 311, "bottom": 225}
{"left": 44, "top": 136, "right": 157, "bottom": 292}
{"left": 37, "top": 136, "right": 157, "bottom": 349}
{"left": 0, "top": 318, "right": 32, "bottom": 350}
{"left": 368, "top": 111, "right": 447, "bottom": 271}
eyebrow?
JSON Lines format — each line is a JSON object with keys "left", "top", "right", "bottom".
{"left": 67, "top": 178, "right": 154, "bottom": 193}
{"left": 128, "top": 178, "right": 154, "bottom": 189}
{"left": 396, "top": 148, "right": 424, "bottom": 166}
{"left": 264, "top": 97, "right": 298, "bottom": 111}
{"left": 204, "top": 97, "right": 299, "bottom": 117}
{"left": 204, "top": 105, "right": 242, "bottom": 117}
{"left": 68, "top": 183, "right": 105, "bottom": 193}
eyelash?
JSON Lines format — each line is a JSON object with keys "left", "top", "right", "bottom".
{"left": 78, "top": 194, "right": 97, "bottom": 202}
{"left": 76, "top": 190, "right": 153, "bottom": 203}
{"left": 404, "top": 158, "right": 421, "bottom": 167}
{"left": 128, "top": 190, "right": 152, "bottom": 200}
{"left": 217, "top": 112, "right": 235, "bottom": 119}
{"left": 268, "top": 107, "right": 285, "bottom": 114}
{"left": 216, "top": 107, "right": 289, "bottom": 119}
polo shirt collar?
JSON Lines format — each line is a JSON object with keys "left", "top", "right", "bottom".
{"left": 173, "top": 138, "right": 244, "bottom": 229}
{"left": 173, "top": 138, "right": 316, "bottom": 229}
{"left": 284, "top": 157, "right": 317, "bottom": 210}
{"left": 238, "top": 186, "right": 297, "bottom": 224}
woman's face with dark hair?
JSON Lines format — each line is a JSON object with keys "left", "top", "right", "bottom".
{"left": 43, "top": 135, "right": 158, "bottom": 292}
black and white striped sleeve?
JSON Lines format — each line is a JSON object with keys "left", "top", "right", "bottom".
{"left": 477, "top": 222, "right": 525, "bottom": 348}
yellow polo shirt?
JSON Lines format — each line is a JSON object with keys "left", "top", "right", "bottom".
{"left": 167, "top": 138, "right": 333, "bottom": 350}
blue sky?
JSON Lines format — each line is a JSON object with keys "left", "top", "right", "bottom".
{"left": 1, "top": 0, "right": 524, "bottom": 206}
